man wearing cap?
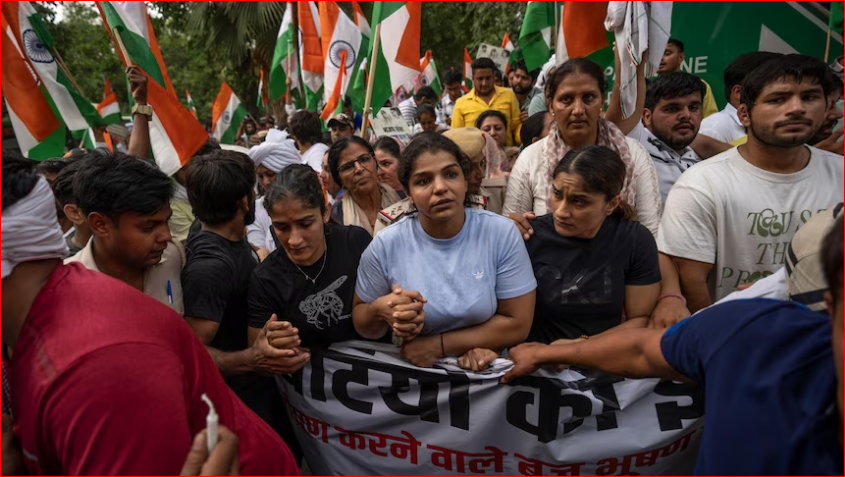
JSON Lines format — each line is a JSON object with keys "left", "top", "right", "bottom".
{"left": 328, "top": 113, "right": 355, "bottom": 143}
{"left": 504, "top": 212, "right": 845, "bottom": 475}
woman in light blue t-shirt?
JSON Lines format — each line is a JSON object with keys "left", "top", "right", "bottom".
{"left": 353, "top": 133, "right": 537, "bottom": 371}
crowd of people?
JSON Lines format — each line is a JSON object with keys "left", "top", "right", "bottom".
{"left": 1, "top": 37, "right": 844, "bottom": 476}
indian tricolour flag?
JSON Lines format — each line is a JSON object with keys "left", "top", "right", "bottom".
{"left": 556, "top": 2, "right": 609, "bottom": 64}
{"left": 463, "top": 47, "right": 473, "bottom": 91}
{"left": 1, "top": 10, "right": 64, "bottom": 159}
{"left": 2, "top": 2, "right": 107, "bottom": 132}
{"left": 320, "top": 1, "right": 361, "bottom": 108}
{"left": 299, "top": 1, "right": 324, "bottom": 111}
{"left": 501, "top": 32, "right": 515, "bottom": 74}
{"left": 321, "top": 50, "right": 348, "bottom": 122}
{"left": 212, "top": 82, "right": 248, "bottom": 145}
{"left": 186, "top": 89, "right": 197, "bottom": 118}
{"left": 97, "top": 1, "right": 209, "bottom": 176}
{"left": 97, "top": 78, "right": 121, "bottom": 124}
{"left": 519, "top": 1, "right": 556, "bottom": 71}
{"left": 414, "top": 50, "right": 441, "bottom": 97}
{"left": 345, "top": 0, "right": 371, "bottom": 114}
{"left": 269, "top": 1, "right": 300, "bottom": 106}
{"left": 368, "top": 1, "right": 422, "bottom": 116}
{"left": 257, "top": 68, "right": 268, "bottom": 109}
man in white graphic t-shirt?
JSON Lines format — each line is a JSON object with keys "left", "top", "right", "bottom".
{"left": 658, "top": 54, "right": 844, "bottom": 313}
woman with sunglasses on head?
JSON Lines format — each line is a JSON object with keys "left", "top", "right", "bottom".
{"left": 354, "top": 133, "right": 537, "bottom": 371}
{"left": 328, "top": 136, "right": 402, "bottom": 236}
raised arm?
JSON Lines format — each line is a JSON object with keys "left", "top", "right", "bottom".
{"left": 605, "top": 47, "right": 647, "bottom": 136}
{"left": 127, "top": 66, "right": 150, "bottom": 158}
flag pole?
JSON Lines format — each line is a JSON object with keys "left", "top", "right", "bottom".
{"left": 362, "top": 22, "right": 382, "bottom": 140}
{"left": 553, "top": 1, "right": 560, "bottom": 55}
{"left": 50, "top": 47, "right": 85, "bottom": 97}
{"left": 293, "top": 1, "right": 307, "bottom": 106}
{"left": 824, "top": 28, "right": 832, "bottom": 63}
{"left": 113, "top": 28, "right": 135, "bottom": 67}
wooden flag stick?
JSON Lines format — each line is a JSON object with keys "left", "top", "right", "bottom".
{"left": 361, "top": 21, "right": 382, "bottom": 140}
{"left": 113, "top": 28, "right": 134, "bottom": 68}
{"left": 50, "top": 47, "right": 85, "bottom": 96}
{"left": 824, "top": 28, "right": 832, "bottom": 63}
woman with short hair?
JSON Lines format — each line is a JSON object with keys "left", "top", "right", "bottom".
{"left": 328, "top": 136, "right": 402, "bottom": 236}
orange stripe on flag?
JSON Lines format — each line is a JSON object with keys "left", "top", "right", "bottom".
{"left": 419, "top": 50, "right": 432, "bottom": 73}
{"left": 299, "top": 2, "right": 323, "bottom": 74}
{"left": 321, "top": 50, "right": 347, "bottom": 122}
{"left": 395, "top": 2, "right": 422, "bottom": 72}
{"left": 1, "top": 3, "right": 24, "bottom": 47}
{"left": 145, "top": 10, "right": 176, "bottom": 97}
{"left": 501, "top": 32, "right": 510, "bottom": 50}
{"left": 211, "top": 82, "right": 233, "bottom": 134}
{"left": 1, "top": 14, "right": 61, "bottom": 141}
{"left": 562, "top": 2, "right": 609, "bottom": 59}
{"left": 319, "top": 1, "right": 340, "bottom": 65}
{"left": 146, "top": 71, "right": 208, "bottom": 167}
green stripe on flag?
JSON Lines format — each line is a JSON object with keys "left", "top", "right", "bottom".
{"left": 220, "top": 105, "right": 248, "bottom": 145}
{"left": 55, "top": 68, "right": 108, "bottom": 127}
{"left": 99, "top": 2, "right": 167, "bottom": 88}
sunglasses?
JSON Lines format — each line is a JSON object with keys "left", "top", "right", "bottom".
{"left": 338, "top": 154, "right": 373, "bottom": 174}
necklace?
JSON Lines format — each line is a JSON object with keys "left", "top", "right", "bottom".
{"left": 292, "top": 237, "right": 327, "bottom": 285}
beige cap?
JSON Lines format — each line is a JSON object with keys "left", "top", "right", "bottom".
{"left": 443, "top": 127, "right": 485, "bottom": 159}
{"left": 786, "top": 203, "right": 844, "bottom": 311}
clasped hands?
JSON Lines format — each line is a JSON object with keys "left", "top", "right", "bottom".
{"left": 251, "top": 314, "right": 310, "bottom": 375}
{"left": 373, "top": 285, "right": 498, "bottom": 371}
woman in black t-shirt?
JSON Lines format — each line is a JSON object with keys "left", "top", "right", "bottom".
{"left": 524, "top": 145, "right": 661, "bottom": 345}
{"left": 247, "top": 165, "right": 375, "bottom": 369}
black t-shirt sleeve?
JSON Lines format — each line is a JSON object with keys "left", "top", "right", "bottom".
{"left": 626, "top": 223, "right": 662, "bottom": 286}
{"left": 247, "top": 266, "right": 278, "bottom": 330}
{"left": 346, "top": 225, "right": 373, "bottom": 257}
{"left": 182, "top": 256, "right": 234, "bottom": 323}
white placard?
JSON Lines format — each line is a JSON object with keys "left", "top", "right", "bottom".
{"left": 476, "top": 43, "right": 511, "bottom": 74}
{"left": 370, "top": 107, "right": 413, "bottom": 144}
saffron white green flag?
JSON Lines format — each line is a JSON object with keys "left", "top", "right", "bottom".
{"left": 212, "top": 82, "right": 248, "bottom": 145}
{"left": 368, "top": 1, "right": 422, "bottom": 116}
{"left": 2, "top": 1, "right": 107, "bottom": 131}
{"left": 270, "top": 1, "right": 301, "bottom": 107}
{"left": 519, "top": 1, "right": 556, "bottom": 71}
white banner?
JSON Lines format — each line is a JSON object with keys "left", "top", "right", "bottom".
{"left": 277, "top": 342, "right": 703, "bottom": 476}
{"left": 476, "top": 43, "right": 511, "bottom": 75}
{"left": 371, "top": 107, "right": 413, "bottom": 145}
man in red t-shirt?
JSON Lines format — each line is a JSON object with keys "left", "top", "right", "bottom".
{"left": 1, "top": 153, "right": 299, "bottom": 476}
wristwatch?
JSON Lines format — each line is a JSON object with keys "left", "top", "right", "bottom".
{"left": 132, "top": 103, "right": 153, "bottom": 121}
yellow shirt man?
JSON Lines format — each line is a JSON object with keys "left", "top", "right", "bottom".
{"left": 452, "top": 85, "right": 522, "bottom": 145}
{"left": 701, "top": 80, "right": 719, "bottom": 119}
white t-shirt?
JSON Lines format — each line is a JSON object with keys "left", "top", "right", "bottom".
{"left": 658, "top": 146, "right": 844, "bottom": 302}
{"left": 301, "top": 143, "right": 329, "bottom": 173}
{"left": 503, "top": 134, "right": 663, "bottom": 238}
{"left": 246, "top": 197, "right": 276, "bottom": 252}
{"left": 698, "top": 103, "right": 746, "bottom": 144}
